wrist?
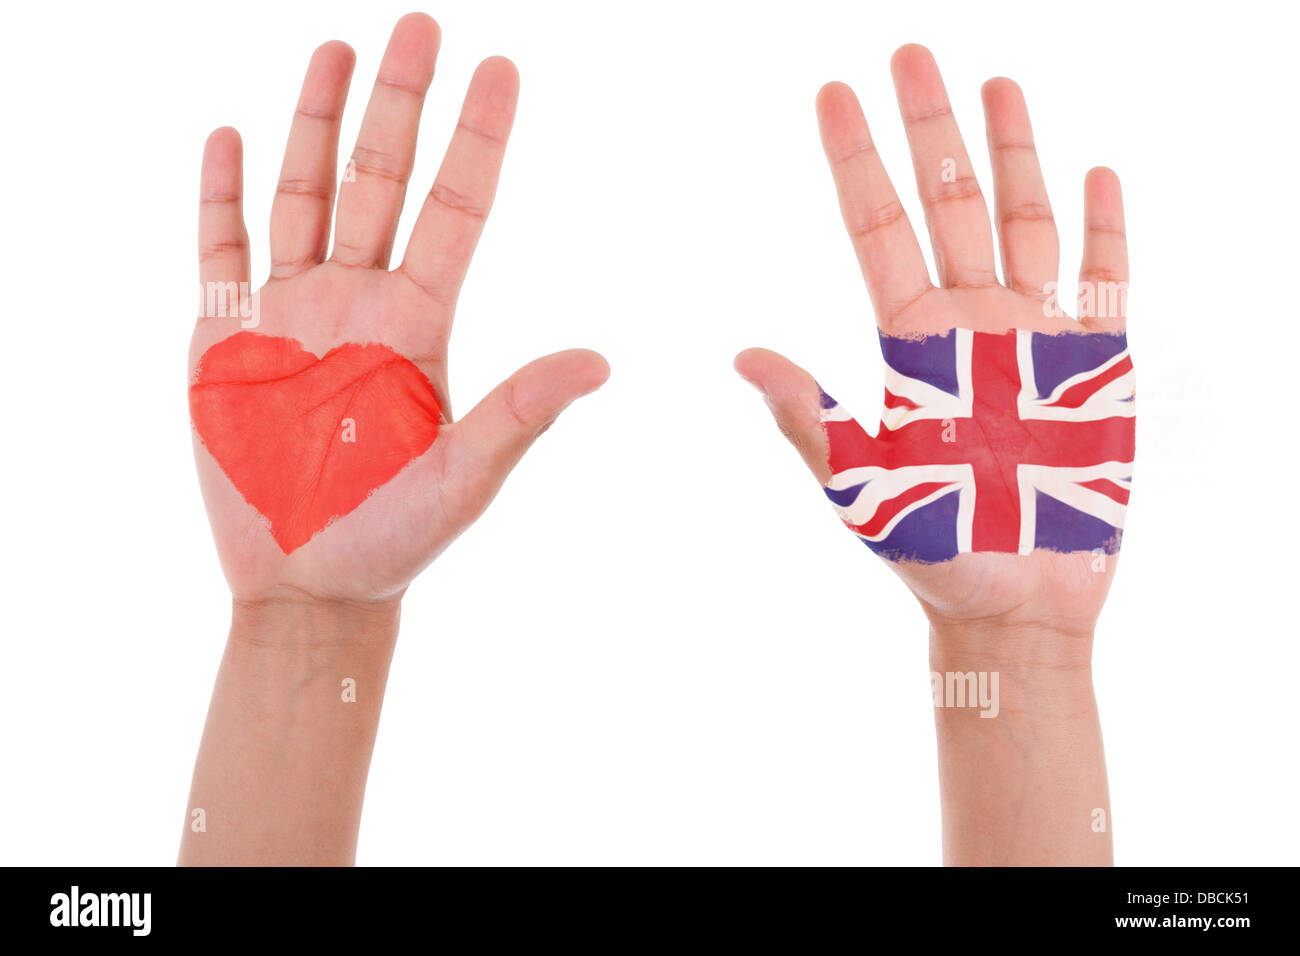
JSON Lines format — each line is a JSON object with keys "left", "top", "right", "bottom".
{"left": 229, "top": 594, "right": 402, "bottom": 654}
{"left": 225, "top": 596, "right": 402, "bottom": 703}
{"left": 928, "top": 620, "right": 1096, "bottom": 718}
{"left": 182, "top": 596, "right": 399, "bottom": 866}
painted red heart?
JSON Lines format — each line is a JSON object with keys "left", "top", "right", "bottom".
{"left": 189, "top": 331, "right": 442, "bottom": 553}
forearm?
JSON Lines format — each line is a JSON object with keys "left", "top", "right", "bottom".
{"left": 928, "top": 623, "right": 1112, "bottom": 866}
{"left": 179, "top": 598, "right": 400, "bottom": 866}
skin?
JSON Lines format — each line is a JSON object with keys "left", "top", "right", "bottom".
{"left": 181, "top": 14, "right": 608, "bottom": 865}
{"left": 735, "top": 45, "right": 1128, "bottom": 865}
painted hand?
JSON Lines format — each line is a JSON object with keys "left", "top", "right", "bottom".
{"left": 736, "top": 46, "right": 1134, "bottom": 638}
{"left": 190, "top": 15, "right": 608, "bottom": 604}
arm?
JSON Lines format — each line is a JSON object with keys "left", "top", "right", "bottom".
{"left": 182, "top": 15, "right": 607, "bottom": 865}
{"left": 180, "top": 600, "right": 398, "bottom": 866}
{"left": 736, "top": 45, "right": 1131, "bottom": 865}
{"left": 929, "top": 621, "right": 1111, "bottom": 866}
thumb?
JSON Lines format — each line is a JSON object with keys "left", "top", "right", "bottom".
{"left": 735, "top": 347, "right": 887, "bottom": 547}
{"left": 438, "top": 348, "right": 609, "bottom": 520}
{"left": 735, "top": 347, "right": 877, "bottom": 484}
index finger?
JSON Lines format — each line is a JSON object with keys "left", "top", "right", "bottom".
{"left": 816, "top": 81, "right": 933, "bottom": 327}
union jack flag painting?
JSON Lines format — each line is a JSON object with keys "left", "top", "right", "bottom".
{"left": 820, "top": 329, "right": 1135, "bottom": 562}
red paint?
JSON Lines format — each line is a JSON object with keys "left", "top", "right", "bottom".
{"left": 824, "top": 330, "right": 1135, "bottom": 552}
{"left": 856, "top": 481, "right": 956, "bottom": 537}
{"left": 1049, "top": 355, "right": 1133, "bottom": 409}
{"left": 1077, "top": 477, "right": 1131, "bottom": 506}
{"left": 189, "top": 332, "right": 441, "bottom": 553}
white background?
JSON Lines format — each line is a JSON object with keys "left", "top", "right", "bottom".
{"left": 1, "top": 0, "right": 1296, "bottom": 865}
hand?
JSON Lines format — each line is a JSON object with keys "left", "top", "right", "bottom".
{"left": 737, "top": 45, "right": 1125, "bottom": 864}
{"left": 182, "top": 15, "right": 608, "bottom": 866}
{"left": 191, "top": 13, "right": 608, "bottom": 607}
{"left": 736, "top": 45, "right": 1133, "bottom": 646}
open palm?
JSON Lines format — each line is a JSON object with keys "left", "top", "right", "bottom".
{"left": 737, "top": 45, "right": 1133, "bottom": 637}
{"left": 191, "top": 15, "right": 607, "bottom": 605}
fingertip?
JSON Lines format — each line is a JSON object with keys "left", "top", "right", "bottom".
{"left": 205, "top": 126, "right": 242, "bottom": 155}
{"left": 733, "top": 347, "right": 778, "bottom": 390}
{"left": 525, "top": 349, "right": 610, "bottom": 406}
{"left": 980, "top": 76, "right": 1022, "bottom": 106}
{"left": 892, "top": 44, "right": 949, "bottom": 122}
{"left": 1085, "top": 166, "right": 1122, "bottom": 193}
{"left": 734, "top": 345, "right": 767, "bottom": 369}
{"left": 1083, "top": 168, "right": 1124, "bottom": 224}
{"left": 465, "top": 56, "right": 520, "bottom": 125}
{"left": 817, "top": 81, "right": 864, "bottom": 124}
{"left": 300, "top": 42, "right": 355, "bottom": 113}
{"left": 733, "top": 348, "right": 822, "bottom": 410}
{"left": 890, "top": 42, "right": 934, "bottom": 77}
{"left": 735, "top": 352, "right": 831, "bottom": 482}
{"left": 387, "top": 12, "right": 442, "bottom": 76}
{"left": 314, "top": 39, "right": 357, "bottom": 70}
{"left": 202, "top": 128, "right": 244, "bottom": 192}
{"left": 816, "top": 80, "right": 853, "bottom": 110}
{"left": 569, "top": 348, "right": 611, "bottom": 392}
{"left": 395, "top": 11, "right": 441, "bottom": 45}
{"left": 477, "top": 55, "right": 520, "bottom": 86}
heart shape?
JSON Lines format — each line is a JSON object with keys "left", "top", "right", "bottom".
{"left": 190, "top": 331, "right": 441, "bottom": 553}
